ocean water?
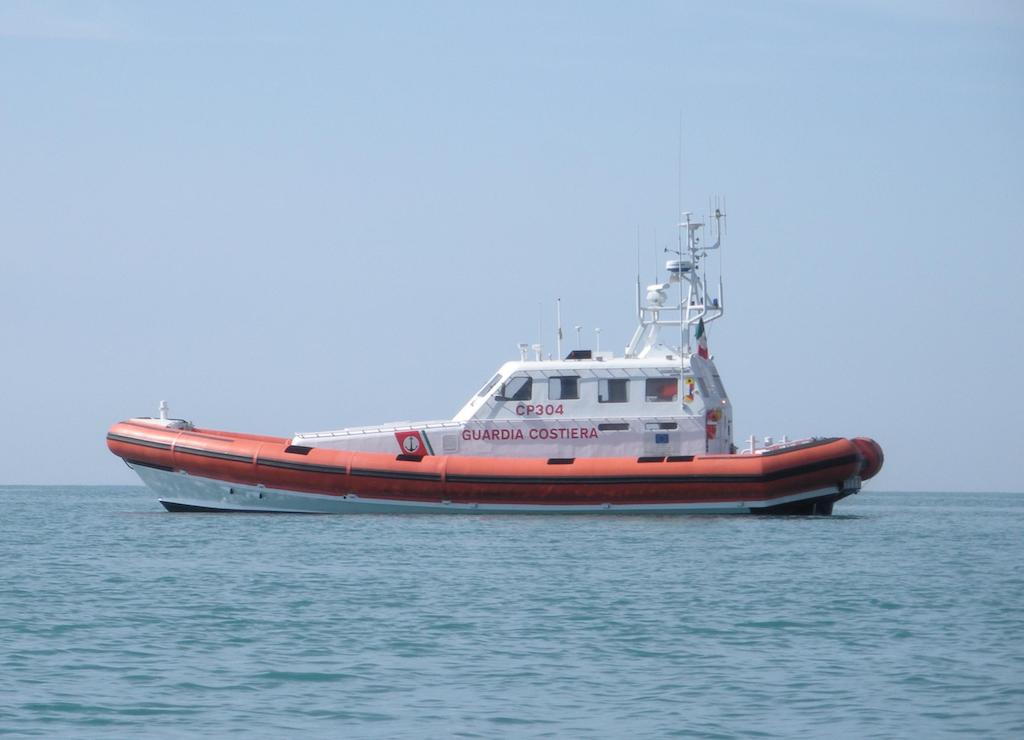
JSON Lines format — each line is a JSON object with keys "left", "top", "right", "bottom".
{"left": 1, "top": 487, "right": 1021, "bottom": 738}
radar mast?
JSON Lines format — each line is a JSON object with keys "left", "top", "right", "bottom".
{"left": 625, "top": 202, "right": 726, "bottom": 359}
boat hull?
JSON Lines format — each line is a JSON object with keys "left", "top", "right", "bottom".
{"left": 108, "top": 422, "right": 881, "bottom": 515}
{"left": 130, "top": 463, "right": 848, "bottom": 515}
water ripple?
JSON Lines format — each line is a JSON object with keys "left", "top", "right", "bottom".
{"left": 1, "top": 487, "right": 1022, "bottom": 737}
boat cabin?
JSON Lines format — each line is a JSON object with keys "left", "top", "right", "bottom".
{"left": 292, "top": 212, "right": 734, "bottom": 460}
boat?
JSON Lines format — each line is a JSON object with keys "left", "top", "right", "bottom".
{"left": 107, "top": 209, "right": 883, "bottom": 514}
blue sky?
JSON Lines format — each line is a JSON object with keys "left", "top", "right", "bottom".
{"left": 1, "top": 1, "right": 1021, "bottom": 490}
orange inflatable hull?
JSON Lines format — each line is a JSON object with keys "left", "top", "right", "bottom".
{"left": 107, "top": 421, "right": 883, "bottom": 515}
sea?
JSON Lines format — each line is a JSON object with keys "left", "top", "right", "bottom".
{"left": 1, "top": 487, "right": 1021, "bottom": 738}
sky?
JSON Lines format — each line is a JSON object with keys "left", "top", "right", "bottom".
{"left": 0, "top": 1, "right": 1021, "bottom": 491}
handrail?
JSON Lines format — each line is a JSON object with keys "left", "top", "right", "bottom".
{"left": 294, "top": 416, "right": 700, "bottom": 440}
{"left": 295, "top": 420, "right": 464, "bottom": 439}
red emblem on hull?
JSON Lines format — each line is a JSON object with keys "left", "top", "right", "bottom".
{"left": 395, "top": 430, "right": 428, "bottom": 457}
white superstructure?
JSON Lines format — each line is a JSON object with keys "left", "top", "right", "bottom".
{"left": 293, "top": 209, "right": 733, "bottom": 460}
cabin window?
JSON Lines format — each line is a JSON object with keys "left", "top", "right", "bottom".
{"left": 646, "top": 378, "right": 678, "bottom": 402}
{"left": 645, "top": 422, "right": 678, "bottom": 430}
{"left": 476, "top": 373, "right": 502, "bottom": 398}
{"left": 548, "top": 376, "right": 579, "bottom": 400}
{"left": 497, "top": 376, "right": 532, "bottom": 401}
{"left": 599, "top": 378, "right": 628, "bottom": 403}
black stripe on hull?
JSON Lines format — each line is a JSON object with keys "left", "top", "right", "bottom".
{"left": 757, "top": 437, "right": 840, "bottom": 457}
{"left": 444, "top": 454, "right": 860, "bottom": 487}
{"left": 161, "top": 500, "right": 237, "bottom": 513}
{"left": 126, "top": 459, "right": 175, "bottom": 472}
{"left": 158, "top": 500, "right": 315, "bottom": 514}
{"left": 175, "top": 446, "right": 253, "bottom": 464}
{"left": 350, "top": 467, "right": 443, "bottom": 482}
{"left": 255, "top": 458, "right": 442, "bottom": 482}
{"left": 258, "top": 458, "right": 347, "bottom": 474}
{"left": 108, "top": 433, "right": 252, "bottom": 464}
{"left": 107, "top": 433, "right": 172, "bottom": 451}
{"left": 751, "top": 491, "right": 849, "bottom": 516}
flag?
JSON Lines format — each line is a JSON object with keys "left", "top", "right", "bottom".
{"left": 696, "top": 318, "right": 709, "bottom": 359}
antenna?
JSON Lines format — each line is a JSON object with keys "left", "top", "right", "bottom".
{"left": 720, "top": 196, "right": 727, "bottom": 307}
{"left": 574, "top": 325, "right": 583, "bottom": 349}
{"left": 714, "top": 195, "right": 726, "bottom": 278}
{"left": 537, "top": 302, "right": 543, "bottom": 361}
{"left": 677, "top": 111, "right": 683, "bottom": 235}
{"left": 653, "top": 227, "right": 658, "bottom": 284}
{"left": 636, "top": 225, "right": 642, "bottom": 320}
{"left": 555, "top": 298, "right": 563, "bottom": 358}
{"left": 680, "top": 213, "right": 687, "bottom": 359}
